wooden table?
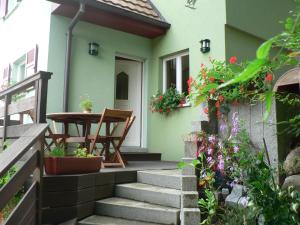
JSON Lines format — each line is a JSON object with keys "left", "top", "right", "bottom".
{"left": 46, "top": 112, "right": 126, "bottom": 167}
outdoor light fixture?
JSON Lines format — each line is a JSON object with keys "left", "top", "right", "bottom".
{"left": 200, "top": 39, "right": 210, "bottom": 53}
{"left": 88, "top": 42, "right": 99, "bottom": 56}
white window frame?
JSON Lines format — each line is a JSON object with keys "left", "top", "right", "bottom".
{"left": 162, "top": 51, "right": 189, "bottom": 93}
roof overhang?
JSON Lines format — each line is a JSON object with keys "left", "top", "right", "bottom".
{"left": 49, "top": 0, "right": 170, "bottom": 38}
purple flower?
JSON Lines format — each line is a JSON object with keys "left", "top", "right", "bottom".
{"left": 239, "top": 197, "right": 249, "bottom": 207}
{"left": 220, "top": 121, "right": 227, "bottom": 134}
{"left": 207, "top": 156, "right": 213, "bottom": 164}
{"left": 231, "top": 112, "right": 239, "bottom": 137}
{"left": 208, "top": 135, "right": 216, "bottom": 143}
{"left": 217, "top": 155, "right": 224, "bottom": 172}
{"left": 207, "top": 148, "right": 213, "bottom": 155}
{"left": 233, "top": 145, "right": 239, "bottom": 153}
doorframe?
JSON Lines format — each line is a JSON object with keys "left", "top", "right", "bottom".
{"left": 114, "top": 53, "right": 147, "bottom": 148}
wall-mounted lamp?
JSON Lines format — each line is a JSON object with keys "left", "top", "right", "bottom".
{"left": 88, "top": 42, "right": 99, "bottom": 56}
{"left": 200, "top": 39, "right": 210, "bottom": 53}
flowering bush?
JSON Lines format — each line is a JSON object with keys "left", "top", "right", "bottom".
{"left": 188, "top": 58, "right": 275, "bottom": 118}
{"left": 150, "top": 86, "right": 186, "bottom": 114}
{"left": 180, "top": 113, "right": 300, "bottom": 224}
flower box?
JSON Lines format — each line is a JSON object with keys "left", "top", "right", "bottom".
{"left": 44, "top": 156, "right": 102, "bottom": 175}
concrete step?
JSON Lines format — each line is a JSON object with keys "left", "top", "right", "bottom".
{"left": 137, "top": 170, "right": 181, "bottom": 190}
{"left": 115, "top": 182, "right": 181, "bottom": 208}
{"left": 79, "top": 215, "right": 162, "bottom": 225}
{"left": 95, "top": 197, "right": 180, "bottom": 225}
{"left": 122, "top": 152, "right": 161, "bottom": 161}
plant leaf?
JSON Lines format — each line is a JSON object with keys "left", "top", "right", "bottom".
{"left": 194, "top": 95, "right": 206, "bottom": 106}
{"left": 256, "top": 39, "right": 274, "bottom": 59}
{"left": 263, "top": 90, "right": 273, "bottom": 121}
{"left": 177, "top": 161, "right": 187, "bottom": 169}
{"left": 218, "top": 59, "right": 266, "bottom": 89}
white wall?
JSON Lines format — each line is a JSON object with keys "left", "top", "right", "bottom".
{"left": 0, "top": 0, "right": 52, "bottom": 82}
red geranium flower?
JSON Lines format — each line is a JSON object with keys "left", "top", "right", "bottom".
{"left": 229, "top": 56, "right": 237, "bottom": 64}
{"left": 215, "top": 101, "right": 220, "bottom": 108}
{"left": 159, "top": 95, "right": 163, "bottom": 101}
{"left": 218, "top": 95, "right": 224, "bottom": 102}
{"left": 159, "top": 109, "right": 163, "bottom": 113}
{"left": 187, "top": 76, "right": 194, "bottom": 86}
{"left": 203, "top": 107, "right": 209, "bottom": 114}
{"left": 209, "top": 77, "right": 215, "bottom": 82}
{"left": 216, "top": 110, "right": 222, "bottom": 118}
{"left": 209, "top": 89, "right": 216, "bottom": 95}
{"left": 265, "top": 73, "right": 273, "bottom": 82}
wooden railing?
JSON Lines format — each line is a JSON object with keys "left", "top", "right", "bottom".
{"left": 0, "top": 71, "right": 52, "bottom": 225}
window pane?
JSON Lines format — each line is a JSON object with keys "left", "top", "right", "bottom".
{"left": 116, "top": 72, "right": 129, "bottom": 100}
{"left": 181, "top": 55, "right": 190, "bottom": 95}
{"left": 166, "top": 58, "right": 176, "bottom": 89}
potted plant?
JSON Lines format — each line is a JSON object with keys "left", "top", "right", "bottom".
{"left": 150, "top": 86, "right": 186, "bottom": 115}
{"left": 44, "top": 145, "right": 102, "bottom": 175}
{"left": 80, "top": 95, "right": 93, "bottom": 113}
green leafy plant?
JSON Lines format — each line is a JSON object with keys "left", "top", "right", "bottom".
{"left": 80, "top": 95, "right": 93, "bottom": 112}
{"left": 48, "top": 145, "right": 65, "bottom": 157}
{"left": 74, "top": 145, "right": 94, "bottom": 158}
{"left": 150, "top": 86, "right": 186, "bottom": 114}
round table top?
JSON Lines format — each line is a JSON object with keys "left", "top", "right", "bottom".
{"left": 47, "top": 112, "right": 125, "bottom": 123}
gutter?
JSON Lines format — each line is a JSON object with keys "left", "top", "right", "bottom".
{"left": 63, "top": 0, "right": 86, "bottom": 112}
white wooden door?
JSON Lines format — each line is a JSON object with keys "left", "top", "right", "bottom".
{"left": 115, "top": 59, "right": 142, "bottom": 147}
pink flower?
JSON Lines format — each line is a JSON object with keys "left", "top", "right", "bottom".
{"left": 207, "top": 148, "right": 213, "bottom": 155}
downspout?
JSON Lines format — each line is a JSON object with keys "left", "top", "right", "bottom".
{"left": 63, "top": 1, "right": 86, "bottom": 112}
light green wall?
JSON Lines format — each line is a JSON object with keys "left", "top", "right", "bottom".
{"left": 226, "top": 0, "right": 295, "bottom": 40}
{"left": 148, "top": 0, "right": 227, "bottom": 161}
{"left": 47, "top": 15, "right": 152, "bottom": 117}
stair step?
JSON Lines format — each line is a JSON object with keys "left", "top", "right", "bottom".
{"left": 137, "top": 170, "right": 181, "bottom": 190}
{"left": 115, "top": 183, "right": 181, "bottom": 208}
{"left": 122, "top": 152, "right": 161, "bottom": 161}
{"left": 79, "top": 215, "right": 162, "bottom": 225}
{"left": 95, "top": 197, "right": 180, "bottom": 225}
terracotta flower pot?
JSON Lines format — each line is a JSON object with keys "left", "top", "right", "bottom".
{"left": 44, "top": 156, "right": 102, "bottom": 175}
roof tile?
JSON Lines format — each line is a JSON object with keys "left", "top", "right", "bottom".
{"left": 96, "top": 0, "right": 162, "bottom": 21}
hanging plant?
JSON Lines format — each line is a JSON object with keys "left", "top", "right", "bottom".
{"left": 188, "top": 57, "right": 275, "bottom": 118}
{"left": 150, "top": 86, "right": 186, "bottom": 115}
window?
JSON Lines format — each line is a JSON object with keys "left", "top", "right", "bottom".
{"left": 163, "top": 52, "right": 190, "bottom": 95}
{"left": 11, "top": 54, "right": 26, "bottom": 83}
{"left": 0, "top": 0, "right": 21, "bottom": 18}
{"left": 116, "top": 72, "right": 129, "bottom": 100}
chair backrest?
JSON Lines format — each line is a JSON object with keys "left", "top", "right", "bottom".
{"left": 95, "top": 108, "right": 133, "bottom": 137}
{"left": 103, "top": 108, "right": 133, "bottom": 121}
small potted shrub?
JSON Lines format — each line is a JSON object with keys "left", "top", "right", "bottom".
{"left": 80, "top": 95, "right": 93, "bottom": 113}
{"left": 44, "top": 145, "right": 102, "bottom": 175}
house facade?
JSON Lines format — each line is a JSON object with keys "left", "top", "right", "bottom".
{"left": 0, "top": 0, "right": 296, "bottom": 162}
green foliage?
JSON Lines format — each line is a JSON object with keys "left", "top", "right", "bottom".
{"left": 278, "top": 114, "right": 300, "bottom": 137}
{"left": 199, "top": 189, "right": 218, "bottom": 225}
{"left": 48, "top": 145, "right": 65, "bottom": 157}
{"left": 74, "top": 145, "right": 94, "bottom": 158}
{"left": 150, "top": 86, "right": 185, "bottom": 114}
{"left": 80, "top": 95, "right": 93, "bottom": 111}
{"left": 0, "top": 167, "right": 16, "bottom": 189}
{"left": 0, "top": 147, "right": 24, "bottom": 220}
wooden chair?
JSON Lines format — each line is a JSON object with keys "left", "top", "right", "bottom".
{"left": 88, "top": 108, "right": 135, "bottom": 168}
